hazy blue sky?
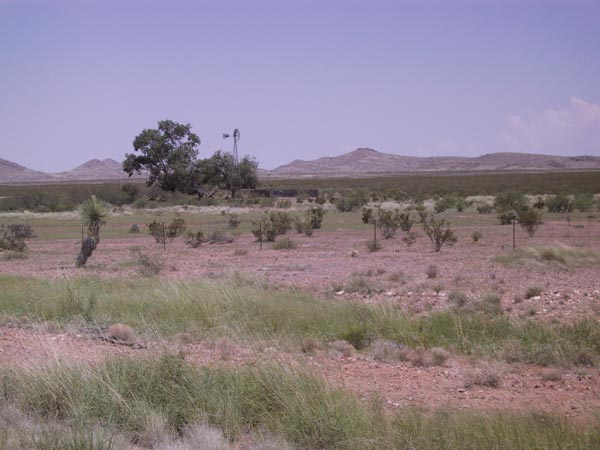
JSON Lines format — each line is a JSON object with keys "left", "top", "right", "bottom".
{"left": 1, "top": 0, "right": 600, "bottom": 171}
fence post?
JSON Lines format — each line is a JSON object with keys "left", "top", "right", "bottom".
{"left": 162, "top": 223, "right": 166, "bottom": 251}
{"left": 259, "top": 221, "right": 263, "bottom": 250}
{"left": 373, "top": 220, "right": 377, "bottom": 246}
{"left": 512, "top": 217, "right": 516, "bottom": 251}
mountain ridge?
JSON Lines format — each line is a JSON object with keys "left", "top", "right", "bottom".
{"left": 1, "top": 149, "right": 600, "bottom": 184}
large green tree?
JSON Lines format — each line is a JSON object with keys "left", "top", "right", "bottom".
{"left": 124, "top": 120, "right": 258, "bottom": 198}
{"left": 123, "top": 120, "right": 201, "bottom": 194}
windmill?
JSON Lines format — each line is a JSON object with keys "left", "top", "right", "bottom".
{"left": 222, "top": 129, "right": 241, "bottom": 195}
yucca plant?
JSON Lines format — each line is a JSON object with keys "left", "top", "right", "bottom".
{"left": 80, "top": 195, "right": 108, "bottom": 243}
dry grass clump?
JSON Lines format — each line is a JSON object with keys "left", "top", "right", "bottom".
{"left": 430, "top": 347, "right": 451, "bottom": 366}
{"left": 496, "top": 243, "right": 600, "bottom": 267}
{"left": 540, "top": 369, "right": 564, "bottom": 382}
{"left": 158, "top": 422, "right": 232, "bottom": 450}
{"left": 107, "top": 323, "right": 135, "bottom": 344}
{"left": 525, "top": 286, "right": 543, "bottom": 299}
{"left": 365, "top": 239, "right": 381, "bottom": 252}
{"left": 426, "top": 265, "right": 437, "bottom": 279}
{"left": 301, "top": 337, "right": 323, "bottom": 354}
{"left": 328, "top": 340, "right": 355, "bottom": 357}
{"left": 272, "top": 237, "right": 297, "bottom": 250}
{"left": 464, "top": 364, "right": 503, "bottom": 388}
{"left": 574, "top": 350, "right": 596, "bottom": 367}
{"left": 369, "top": 340, "right": 410, "bottom": 363}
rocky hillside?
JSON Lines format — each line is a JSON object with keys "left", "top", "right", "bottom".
{"left": 270, "top": 149, "right": 600, "bottom": 176}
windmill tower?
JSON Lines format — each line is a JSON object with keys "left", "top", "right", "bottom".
{"left": 222, "top": 129, "right": 241, "bottom": 195}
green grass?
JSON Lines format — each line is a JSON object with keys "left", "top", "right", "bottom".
{"left": 1, "top": 276, "right": 599, "bottom": 366}
{"left": 2, "top": 354, "right": 599, "bottom": 450}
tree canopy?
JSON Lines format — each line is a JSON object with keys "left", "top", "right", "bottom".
{"left": 123, "top": 120, "right": 258, "bottom": 197}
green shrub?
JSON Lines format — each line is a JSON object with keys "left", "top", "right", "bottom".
{"left": 334, "top": 191, "right": 368, "bottom": 212}
{"left": 340, "top": 326, "right": 371, "bottom": 350}
{"left": 307, "top": 207, "right": 324, "bottom": 229}
{"left": 226, "top": 213, "right": 240, "bottom": 230}
{"left": 471, "top": 230, "right": 483, "bottom": 242}
{"left": 184, "top": 230, "right": 204, "bottom": 248}
{"left": 423, "top": 216, "right": 457, "bottom": 252}
{"left": 252, "top": 211, "right": 293, "bottom": 242}
{"left": 0, "top": 224, "right": 35, "bottom": 252}
{"left": 547, "top": 194, "right": 573, "bottom": 213}
{"left": 573, "top": 193, "right": 594, "bottom": 212}
{"left": 166, "top": 218, "right": 186, "bottom": 239}
{"left": 518, "top": 208, "right": 543, "bottom": 237}
{"left": 128, "top": 224, "right": 140, "bottom": 234}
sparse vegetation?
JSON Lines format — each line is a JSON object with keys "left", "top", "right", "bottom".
{"left": 272, "top": 236, "right": 297, "bottom": 250}
{"left": 423, "top": 215, "right": 457, "bottom": 252}
{"left": 496, "top": 244, "right": 600, "bottom": 267}
{"left": 471, "top": 230, "right": 483, "bottom": 242}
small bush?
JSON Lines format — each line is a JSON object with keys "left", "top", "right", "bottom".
{"left": 365, "top": 240, "right": 381, "bottom": 252}
{"left": 272, "top": 237, "right": 297, "bottom": 250}
{"left": 426, "top": 265, "right": 437, "bottom": 279}
{"left": 471, "top": 230, "right": 483, "bottom": 242}
{"left": 328, "top": 340, "right": 355, "bottom": 357}
{"left": 518, "top": 208, "right": 543, "bottom": 237}
{"left": 448, "top": 290, "right": 468, "bottom": 308}
{"left": 147, "top": 220, "right": 164, "bottom": 243}
{"left": 334, "top": 190, "right": 368, "bottom": 212}
{"left": 547, "top": 194, "right": 573, "bottom": 213}
{"left": 369, "top": 340, "right": 410, "bottom": 363}
{"left": 129, "top": 224, "right": 140, "bottom": 234}
{"left": 226, "top": 213, "right": 240, "bottom": 230}
{"left": 0, "top": 224, "right": 35, "bottom": 252}
{"left": 401, "top": 231, "right": 417, "bottom": 246}
{"left": 476, "top": 203, "right": 493, "bottom": 214}
{"left": 398, "top": 212, "right": 413, "bottom": 232}
{"left": 423, "top": 216, "right": 457, "bottom": 252}
{"left": 107, "top": 323, "right": 135, "bottom": 344}
{"left": 307, "top": 207, "right": 324, "bottom": 229}
{"left": 525, "top": 286, "right": 543, "bottom": 299}
{"left": 184, "top": 230, "right": 204, "bottom": 248}
{"left": 166, "top": 218, "right": 186, "bottom": 239}
{"left": 465, "top": 365, "right": 502, "bottom": 388}
{"left": 301, "top": 338, "right": 322, "bottom": 354}
{"left": 276, "top": 199, "right": 292, "bottom": 209}
{"left": 340, "top": 326, "right": 371, "bottom": 350}
{"left": 131, "top": 248, "right": 162, "bottom": 276}
{"left": 431, "top": 347, "right": 450, "bottom": 366}
{"left": 206, "top": 229, "right": 234, "bottom": 244}
{"left": 574, "top": 350, "right": 595, "bottom": 367}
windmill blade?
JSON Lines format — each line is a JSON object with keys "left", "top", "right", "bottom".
{"left": 222, "top": 133, "right": 230, "bottom": 139}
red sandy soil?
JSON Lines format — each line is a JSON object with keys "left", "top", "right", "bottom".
{"left": 1, "top": 220, "right": 599, "bottom": 321}
{"left": 1, "top": 326, "right": 599, "bottom": 424}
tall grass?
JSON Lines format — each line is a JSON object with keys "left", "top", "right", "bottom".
{"left": 2, "top": 355, "right": 599, "bottom": 450}
{"left": 496, "top": 243, "right": 600, "bottom": 267}
{"left": 1, "top": 276, "right": 599, "bottom": 365}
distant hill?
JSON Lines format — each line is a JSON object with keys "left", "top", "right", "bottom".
{"left": 268, "top": 149, "right": 600, "bottom": 176}
{"left": 1, "top": 150, "right": 599, "bottom": 184}
{"left": 0, "top": 158, "right": 146, "bottom": 184}
{"left": 0, "top": 158, "right": 58, "bottom": 183}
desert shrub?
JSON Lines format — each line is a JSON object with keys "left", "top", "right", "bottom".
{"left": 434, "top": 195, "right": 456, "bottom": 213}
{"left": 276, "top": 199, "right": 292, "bottom": 209}
{"left": 369, "top": 340, "right": 410, "bottom": 362}
{"left": 107, "top": 323, "right": 135, "bottom": 344}
{"left": 166, "top": 218, "right": 186, "bottom": 239}
{"left": 226, "top": 213, "right": 240, "bottom": 230}
{"left": 476, "top": 203, "right": 493, "bottom": 214}
{"left": 401, "top": 231, "right": 416, "bottom": 246}
{"left": 365, "top": 239, "right": 381, "bottom": 252}
{"left": 465, "top": 365, "right": 502, "bottom": 388}
{"left": 252, "top": 211, "right": 292, "bottom": 242}
{"left": 414, "top": 203, "right": 428, "bottom": 223}
{"left": 130, "top": 248, "right": 162, "bottom": 276}
{"left": 423, "top": 216, "right": 457, "bottom": 252}
{"left": 476, "top": 293, "right": 503, "bottom": 316}
{"left": 361, "top": 207, "right": 374, "bottom": 224}
{"left": 340, "top": 326, "right": 371, "bottom": 350}
{"left": 426, "top": 265, "right": 437, "bottom": 279}
{"left": 533, "top": 196, "right": 546, "bottom": 210}
{"left": 315, "top": 195, "right": 326, "bottom": 205}
{"left": 494, "top": 192, "right": 526, "bottom": 225}
{"left": 120, "top": 183, "right": 139, "bottom": 204}
{"left": 518, "top": 208, "right": 543, "bottom": 237}
{"left": 573, "top": 193, "right": 594, "bottom": 212}
{"left": 525, "top": 286, "right": 543, "bottom": 299}
{"left": 431, "top": 347, "right": 450, "bottom": 366}
{"left": 307, "top": 207, "right": 324, "bottom": 229}
{"left": 377, "top": 208, "right": 401, "bottom": 239}
{"left": 333, "top": 190, "right": 368, "bottom": 212}
{"left": 147, "top": 220, "right": 164, "bottom": 243}
{"left": 471, "top": 230, "right": 483, "bottom": 242}
{"left": 301, "top": 338, "right": 322, "bottom": 354}
{"left": 184, "top": 230, "right": 204, "bottom": 248}
{"left": 573, "top": 350, "right": 595, "bottom": 367}
{"left": 398, "top": 212, "right": 413, "bottom": 232}
{"left": 206, "top": 229, "right": 234, "bottom": 244}
{"left": 328, "top": 340, "right": 355, "bottom": 357}
{"left": 272, "top": 237, "right": 297, "bottom": 250}
{"left": 129, "top": 224, "right": 140, "bottom": 234}
{"left": 448, "top": 290, "right": 468, "bottom": 308}
{"left": 455, "top": 197, "right": 471, "bottom": 212}
{"left": 546, "top": 194, "right": 573, "bottom": 213}
{"left": 0, "top": 224, "right": 35, "bottom": 252}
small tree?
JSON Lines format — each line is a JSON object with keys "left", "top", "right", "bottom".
{"left": 398, "top": 212, "right": 414, "bottom": 232}
{"left": 423, "top": 215, "right": 457, "bottom": 252}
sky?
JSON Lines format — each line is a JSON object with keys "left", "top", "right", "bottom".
{"left": 1, "top": 0, "right": 600, "bottom": 172}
